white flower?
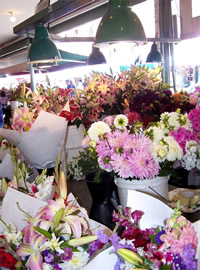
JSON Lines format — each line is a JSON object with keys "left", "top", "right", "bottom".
{"left": 152, "top": 142, "right": 168, "bottom": 162}
{"left": 5, "top": 230, "right": 23, "bottom": 246}
{"left": 43, "top": 233, "right": 64, "bottom": 254}
{"left": 58, "top": 247, "right": 89, "bottom": 269}
{"left": 165, "top": 136, "right": 183, "bottom": 161}
{"left": 43, "top": 263, "right": 53, "bottom": 270}
{"left": 148, "top": 126, "right": 165, "bottom": 142}
{"left": 168, "top": 112, "right": 179, "bottom": 129}
{"left": 88, "top": 121, "right": 111, "bottom": 142}
{"left": 114, "top": 115, "right": 128, "bottom": 129}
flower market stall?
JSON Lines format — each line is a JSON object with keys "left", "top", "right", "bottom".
{"left": 0, "top": 65, "right": 200, "bottom": 269}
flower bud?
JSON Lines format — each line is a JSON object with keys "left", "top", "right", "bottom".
{"left": 117, "top": 248, "right": 144, "bottom": 266}
{"left": 68, "top": 235, "right": 97, "bottom": 246}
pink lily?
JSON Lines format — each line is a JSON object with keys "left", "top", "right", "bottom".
{"left": 12, "top": 102, "right": 35, "bottom": 133}
{"left": 16, "top": 231, "right": 47, "bottom": 270}
{"left": 36, "top": 198, "right": 89, "bottom": 238}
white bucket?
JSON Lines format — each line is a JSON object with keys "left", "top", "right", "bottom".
{"left": 65, "top": 124, "right": 84, "bottom": 163}
{"left": 10, "top": 101, "right": 18, "bottom": 110}
{"left": 115, "top": 176, "right": 169, "bottom": 209}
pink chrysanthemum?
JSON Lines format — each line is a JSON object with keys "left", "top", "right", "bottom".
{"left": 128, "top": 150, "right": 160, "bottom": 179}
{"left": 107, "top": 130, "right": 129, "bottom": 148}
{"left": 103, "top": 116, "right": 114, "bottom": 126}
{"left": 96, "top": 138, "right": 114, "bottom": 157}
{"left": 98, "top": 156, "right": 113, "bottom": 172}
{"left": 110, "top": 153, "right": 135, "bottom": 179}
{"left": 123, "top": 134, "right": 152, "bottom": 153}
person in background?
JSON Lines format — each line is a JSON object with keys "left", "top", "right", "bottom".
{"left": 67, "top": 80, "right": 76, "bottom": 97}
{"left": 0, "top": 103, "right": 4, "bottom": 128}
{"left": 0, "top": 91, "right": 8, "bottom": 115}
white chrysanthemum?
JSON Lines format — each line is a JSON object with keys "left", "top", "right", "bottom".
{"left": 182, "top": 154, "right": 197, "bottom": 170}
{"left": 59, "top": 247, "right": 89, "bottom": 269}
{"left": 168, "top": 112, "right": 179, "bottom": 128}
{"left": 152, "top": 142, "right": 168, "bottom": 162}
{"left": 181, "top": 113, "right": 192, "bottom": 130}
{"left": 88, "top": 121, "right": 111, "bottom": 142}
{"left": 5, "top": 230, "right": 23, "bottom": 246}
{"left": 150, "top": 126, "right": 165, "bottom": 142}
{"left": 165, "top": 136, "right": 183, "bottom": 161}
{"left": 114, "top": 114, "right": 128, "bottom": 129}
{"left": 185, "top": 140, "right": 198, "bottom": 152}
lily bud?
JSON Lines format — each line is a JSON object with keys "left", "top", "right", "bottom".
{"left": 1, "top": 178, "right": 7, "bottom": 196}
{"left": 117, "top": 248, "right": 144, "bottom": 266}
{"left": 60, "top": 171, "right": 67, "bottom": 200}
{"left": 68, "top": 235, "right": 97, "bottom": 246}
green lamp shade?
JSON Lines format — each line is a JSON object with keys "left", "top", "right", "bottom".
{"left": 146, "top": 42, "right": 163, "bottom": 63}
{"left": 28, "top": 23, "right": 61, "bottom": 65}
{"left": 87, "top": 47, "right": 107, "bottom": 65}
{"left": 94, "top": 0, "right": 146, "bottom": 47}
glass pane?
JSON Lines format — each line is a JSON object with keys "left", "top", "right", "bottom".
{"left": 192, "top": 0, "right": 200, "bottom": 18}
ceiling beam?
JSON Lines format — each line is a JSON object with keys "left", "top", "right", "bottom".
{"left": 14, "top": 0, "right": 147, "bottom": 37}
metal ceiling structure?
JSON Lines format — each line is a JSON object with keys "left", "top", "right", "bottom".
{"left": 0, "top": 0, "right": 146, "bottom": 75}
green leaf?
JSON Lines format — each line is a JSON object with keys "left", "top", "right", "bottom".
{"left": 53, "top": 208, "right": 64, "bottom": 230}
{"left": 60, "top": 241, "right": 79, "bottom": 252}
{"left": 160, "top": 265, "right": 172, "bottom": 270}
{"left": 33, "top": 227, "right": 52, "bottom": 239}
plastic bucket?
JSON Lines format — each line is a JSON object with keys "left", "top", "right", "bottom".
{"left": 115, "top": 176, "right": 169, "bottom": 208}
{"left": 65, "top": 124, "right": 84, "bottom": 163}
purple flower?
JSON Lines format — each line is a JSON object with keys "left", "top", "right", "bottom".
{"left": 60, "top": 248, "right": 73, "bottom": 261}
{"left": 114, "top": 259, "right": 125, "bottom": 270}
{"left": 172, "top": 253, "right": 186, "bottom": 270}
{"left": 89, "top": 240, "right": 102, "bottom": 257}
{"left": 109, "top": 233, "right": 120, "bottom": 252}
{"left": 182, "top": 244, "right": 197, "bottom": 270}
{"left": 43, "top": 250, "right": 54, "bottom": 264}
{"left": 54, "top": 263, "right": 62, "bottom": 270}
{"left": 95, "top": 229, "right": 109, "bottom": 244}
{"left": 155, "top": 230, "right": 166, "bottom": 245}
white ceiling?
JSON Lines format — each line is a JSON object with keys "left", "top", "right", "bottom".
{"left": 0, "top": 0, "right": 57, "bottom": 46}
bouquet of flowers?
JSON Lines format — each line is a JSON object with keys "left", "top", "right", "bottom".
{"left": 86, "top": 203, "right": 198, "bottom": 270}
{"left": 76, "top": 104, "right": 200, "bottom": 182}
{"left": 0, "top": 148, "right": 55, "bottom": 202}
{"left": 0, "top": 171, "right": 108, "bottom": 270}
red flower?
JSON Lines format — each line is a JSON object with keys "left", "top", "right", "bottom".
{"left": 59, "top": 100, "right": 82, "bottom": 123}
{"left": 128, "top": 112, "right": 141, "bottom": 125}
{"left": 0, "top": 248, "right": 17, "bottom": 269}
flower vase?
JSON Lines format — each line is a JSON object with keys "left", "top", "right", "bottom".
{"left": 114, "top": 176, "right": 169, "bottom": 209}
{"left": 85, "top": 172, "right": 119, "bottom": 229}
{"left": 65, "top": 124, "right": 84, "bottom": 163}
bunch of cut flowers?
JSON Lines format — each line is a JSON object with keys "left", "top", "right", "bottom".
{"left": 0, "top": 147, "right": 55, "bottom": 202}
{"left": 0, "top": 170, "right": 105, "bottom": 270}
{"left": 80, "top": 111, "right": 191, "bottom": 182}
{"left": 89, "top": 202, "right": 198, "bottom": 270}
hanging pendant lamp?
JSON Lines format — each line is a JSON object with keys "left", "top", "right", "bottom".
{"left": 87, "top": 45, "right": 107, "bottom": 65}
{"left": 28, "top": 23, "right": 61, "bottom": 67}
{"left": 146, "top": 42, "right": 163, "bottom": 63}
{"left": 94, "top": 0, "right": 146, "bottom": 48}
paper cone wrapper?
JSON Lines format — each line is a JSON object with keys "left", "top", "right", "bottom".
{"left": 0, "top": 153, "right": 15, "bottom": 180}
{"left": 17, "top": 111, "right": 68, "bottom": 169}
{"left": 0, "top": 128, "right": 23, "bottom": 145}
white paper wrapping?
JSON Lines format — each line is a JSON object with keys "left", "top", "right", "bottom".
{"left": 0, "top": 111, "right": 68, "bottom": 169}
{"left": 0, "top": 153, "right": 15, "bottom": 180}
